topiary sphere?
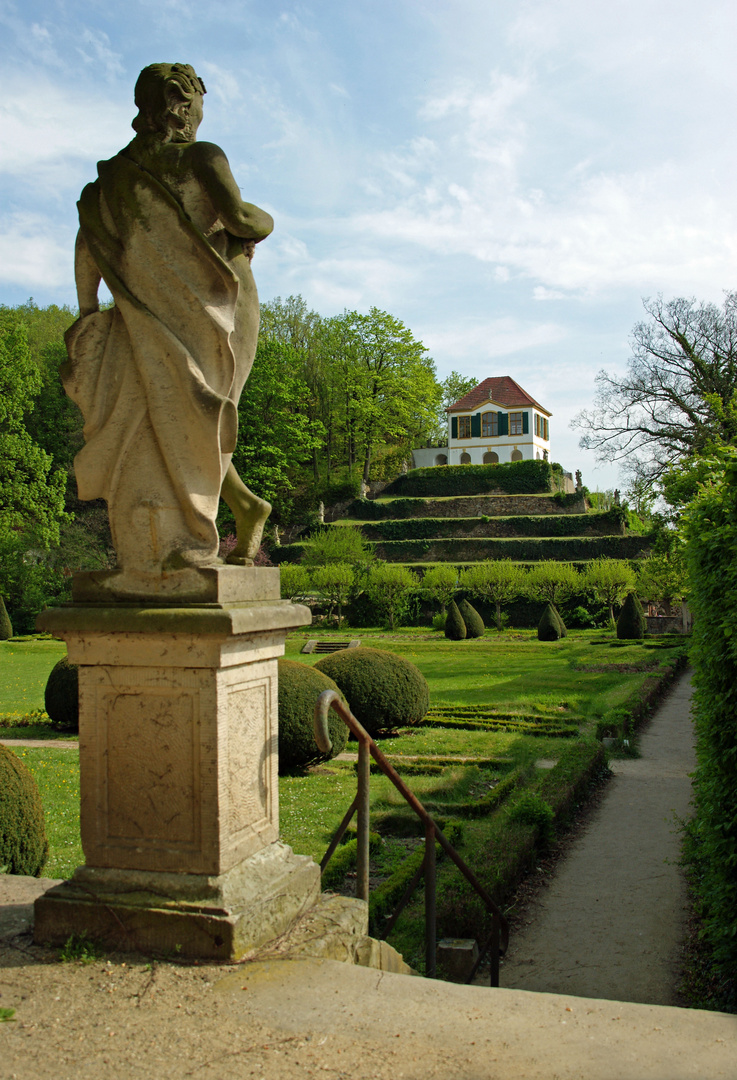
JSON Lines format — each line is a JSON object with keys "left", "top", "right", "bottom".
{"left": 458, "top": 598, "right": 485, "bottom": 639}
{"left": 277, "top": 659, "right": 349, "bottom": 772}
{"left": 616, "top": 591, "right": 647, "bottom": 639}
{"left": 44, "top": 655, "right": 79, "bottom": 732}
{"left": 444, "top": 599, "right": 467, "bottom": 641}
{"left": 538, "top": 602, "right": 562, "bottom": 641}
{"left": 0, "top": 744, "right": 49, "bottom": 876}
{"left": 314, "top": 646, "right": 429, "bottom": 737}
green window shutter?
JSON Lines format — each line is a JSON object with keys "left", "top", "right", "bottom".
{"left": 499, "top": 411, "right": 508, "bottom": 436}
{"left": 522, "top": 412, "right": 529, "bottom": 435}
{"left": 471, "top": 412, "right": 481, "bottom": 438}
{"left": 451, "top": 416, "right": 458, "bottom": 440}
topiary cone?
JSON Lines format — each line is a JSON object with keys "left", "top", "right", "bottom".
{"left": 44, "top": 656, "right": 79, "bottom": 732}
{"left": 444, "top": 599, "right": 467, "bottom": 640}
{"left": 553, "top": 606, "right": 568, "bottom": 638}
{"left": 458, "top": 598, "right": 485, "bottom": 638}
{"left": 616, "top": 591, "right": 647, "bottom": 639}
{"left": 0, "top": 595, "right": 12, "bottom": 641}
{"left": 0, "top": 744, "right": 48, "bottom": 876}
{"left": 538, "top": 602, "right": 562, "bottom": 641}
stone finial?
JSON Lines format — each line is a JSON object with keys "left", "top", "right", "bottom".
{"left": 575, "top": 469, "right": 583, "bottom": 490}
{"left": 614, "top": 489, "right": 621, "bottom": 505}
{"left": 360, "top": 479, "right": 369, "bottom": 499}
{"left": 318, "top": 501, "right": 325, "bottom": 524}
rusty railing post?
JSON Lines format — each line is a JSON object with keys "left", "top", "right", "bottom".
{"left": 489, "top": 917, "right": 500, "bottom": 987}
{"left": 356, "top": 734, "right": 371, "bottom": 901}
{"left": 425, "top": 821, "right": 436, "bottom": 977}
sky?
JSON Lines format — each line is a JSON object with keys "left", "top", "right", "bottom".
{"left": 2, "top": 0, "right": 737, "bottom": 491}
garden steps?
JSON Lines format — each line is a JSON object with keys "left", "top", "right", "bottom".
{"left": 301, "top": 639, "right": 361, "bottom": 654}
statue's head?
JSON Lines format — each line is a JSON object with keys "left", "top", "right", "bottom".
{"left": 132, "top": 63, "right": 207, "bottom": 142}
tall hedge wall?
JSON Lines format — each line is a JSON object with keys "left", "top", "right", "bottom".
{"left": 372, "top": 535, "right": 653, "bottom": 563}
{"left": 354, "top": 510, "right": 625, "bottom": 542}
{"left": 381, "top": 459, "right": 552, "bottom": 497}
{"left": 683, "top": 454, "right": 737, "bottom": 975}
{"left": 346, "top": 494, "right": 587, "bottom": 520}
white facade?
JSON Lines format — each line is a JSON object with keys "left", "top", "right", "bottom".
{"left": 412, "top": 399, "right": 551, "bottom": 469}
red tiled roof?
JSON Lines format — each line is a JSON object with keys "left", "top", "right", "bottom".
{"left": 447, "top": 377, "right": 550, "bottom": 415}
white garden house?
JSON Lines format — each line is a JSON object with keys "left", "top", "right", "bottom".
{"left": 412, "top": 376, "right": 552, "bottom": 468}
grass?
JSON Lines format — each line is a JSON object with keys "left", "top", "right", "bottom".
{"left": 1, "top": 627, "right": 687, "bottom": 972}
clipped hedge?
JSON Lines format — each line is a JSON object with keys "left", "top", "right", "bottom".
{"left": 538, "top": 602, "right": 562, "bottom": 641}
{"left": 0, "top": 744, "right": 49, "bottom": 876}
{"left": 381, "top": 459, "right": 553, "bottom": 498}
{"left": 616, "top": 591, "right": 647, "bottom": 639}
{"left": 44, "top": 655, "right": 79, "bottom": 732}
{"left": 0, "top": 596, "right": 12, "bottom": 640}
{"left": 277, "top": 659, "right": 349, "bottom": 772}
{"left": 354, "top": 509, "right": 625, "bottom": 542}
{"left": 372, "top": 535, "right": 654, "bottom": 563}
{"left": 458, "top": 598, "right": 485, "bottom": 638}
{"left": 444, "top": 599, "right": 467, "bottom": 640}
{"left": 314, "top": 647, "right": 429, "bottom": 736}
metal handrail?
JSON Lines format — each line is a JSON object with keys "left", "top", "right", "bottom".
{"left": 314, "top": 689, "right": 509, "bottom": 985}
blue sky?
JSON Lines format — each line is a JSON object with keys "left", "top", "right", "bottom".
{"left": 2, "top": 0, "right": 737, "bottom": 489}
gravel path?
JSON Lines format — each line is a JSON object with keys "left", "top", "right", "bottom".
{"left": 500, "top": 670, "right": 696, "bottom": 1005}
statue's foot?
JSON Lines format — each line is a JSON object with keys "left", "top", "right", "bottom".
{"left": 225, "top": 495, "right": 272, "bottom": 565}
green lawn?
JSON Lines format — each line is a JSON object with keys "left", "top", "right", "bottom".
{"left": 0, "top": 638, "right": 66, "bottom": 714}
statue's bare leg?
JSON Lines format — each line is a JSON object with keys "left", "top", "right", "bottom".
{"left": 220, "top": 462, "right": 272, "bottom": 565}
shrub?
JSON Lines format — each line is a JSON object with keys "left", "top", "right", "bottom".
{"left": 460, "top": 560, "right": 525, "bottom": 631}
{"left": 616, "top": 591, "right": 646, "bottom": 639}
{"left": 444, "top": 599, "right": 467, "bottom": 640}
{"left": 583, "top": 557, "right": 637, "bottom": 624}
{"left": 301, "top": 526, "right": 373, "bottom": 570}
{"left": 277, "top": 659, "right": 349, "bottom": 772}
{"left": 0, "top": 596, "right": 12, "bottom": 640}
{"left": 44, "top": 655, "right": 79, "bottom": 732}
{"left": 421, "top": 563, "right": 459, "bottom": 613}
{"left": 0, "top": 744, "right": 48, "bottom": 875}
{"left": 312, "top": 563, "right": 355, "bottom": 628}
{"left": 280, "top": 563, "right": 311, "bottom": 600}
{"left": 538, "top": 602, "right": 562, "bottom": 641}
{"left": 314, "top": 647, "right": 429, "bottom": 736}
{"left": 431, "top": 612, "right": 446, "bottom": 632}
{"left": 381, "top": 459, "right": 552, "bottom": 497}
{"left": 366, "top": 564, "right": 418, "bottom": 629}
{"left": 457, "top": 598, "right": 484, "bottom": 638}
{"left": 554, "top": 606, "right": 568, "bottom": 638}
{"left": 507, "top": 791, "right": 555, "bottom": 847}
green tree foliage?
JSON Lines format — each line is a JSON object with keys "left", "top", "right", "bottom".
{"left": 460, "top": 560, "right": 525, "bottom": 631}
{"left": 0, "top": 596, "right": 12, "bottom": 640}
{"left": 444, "top": 598, "right": 467, "bottom": 640}
{"left": 582, "top": 558, "right": 637, "bottom": 624}
{"left": 524, "top": 561, "right": 579, "bottom": 611}
{"left": 301, "top": 526, "right": 373, "bottom": 573}
{"left": 279, "top": 563, "right": 311, "bottom": 600}
{"left": 682, "top": 450, "right": 737, "bottom": 972}
{"left": 229, "top": 340, "right": 324, "bottom": 524}
{"left": 457, "top": 598, "right": 485, "bottom": 638}
{"left": 366, "top": 564, "right": 418, "bottom": 630}
{"left": 312, "top": 563, "right": 355, "bottom": 628}
{"left": 574, "top": 293, "right": 737, "bottom": 485}
{"left": 421, "top": 564, "right": 459, "bottom": 614}
{"left": 636, "top": 552, "right": 687, "bottom": 604}
{"left": 616, "top": 592, "right": 646, "bottom": 639}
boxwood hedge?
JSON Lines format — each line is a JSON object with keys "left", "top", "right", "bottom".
{"left": 381, "top": 460, "right": 553, "bottom": 498}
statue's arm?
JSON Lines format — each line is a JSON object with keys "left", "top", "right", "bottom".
{"left": 75, "top": 230, "right": 102, "bottom": 317}
{"left": 193, "top": 143, "right": 274, "bottom": 242}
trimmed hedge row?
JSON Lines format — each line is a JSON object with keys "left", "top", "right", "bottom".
{"left": 381, "top": 460, "right": 553, "bottom": 498}
{"left": 353, "top": 510, "right": 625, "bottom": 542}
{"left": 369, "top": 820, "right": 463, "bottom": 934}
{"left": 422, "top": 764, "right": 529, "bottom": 818}
{"left": 434, "top": 741, "right": 607, "bottom": 939}
{"left": 372, "top": 535, "right": 654, "bottom": 563}
{"left": 347, "top": 494, "right": 587, "bottom": 520}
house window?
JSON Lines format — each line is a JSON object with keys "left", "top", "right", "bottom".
{"left": 458, "top": 416, "right": 472, "bottom": 439}
{"left": 536, "top": 414, "right": 549, "bottom": 440}
{"left": 509, "top": 411, "right": 523, "bottom": 436}
{"left": 544, "top": 418, "right": 549, "bottom": 440}
{"left": 482, "top": 411, "right": 498, "bottom": 437}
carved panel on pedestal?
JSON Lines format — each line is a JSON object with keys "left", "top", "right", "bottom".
{"left": 227, "top": 678, "right": 272, "bottom": 837}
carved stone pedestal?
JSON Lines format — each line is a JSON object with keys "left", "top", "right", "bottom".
{"left": 34, "top": 567, "right": 318, "bottom": 959}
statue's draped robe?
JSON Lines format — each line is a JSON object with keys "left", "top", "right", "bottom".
{"left": 63, "top": 151, "right": 254, "bottom": 572}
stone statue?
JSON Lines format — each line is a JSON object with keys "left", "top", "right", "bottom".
{"left": 575, "top": 469, "right": 582, "bottom": 490}
{"left": 63, "top": 63, "right": 272, "bottom": 579}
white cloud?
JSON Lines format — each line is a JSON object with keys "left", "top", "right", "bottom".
{"left": 0, "top": 213, "right": 74, "bottom": 289}
{"left": 424, "top": 318, "right": 566, "bottom": 365}
{"left": 77, "top": 28, "right": 124, "bottom": 79}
